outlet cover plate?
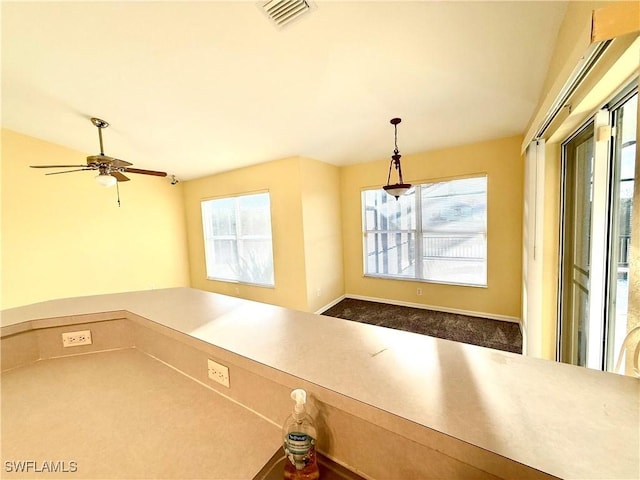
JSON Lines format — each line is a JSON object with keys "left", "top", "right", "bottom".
{"left": 62, "top": 330, "right": 92, "bottom": 347}
{"left": 207, "top": 359, "right": 230, "bottom": 388}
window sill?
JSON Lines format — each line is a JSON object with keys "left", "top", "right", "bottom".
{"left": 363, "top": 273, "right": 487, "bottom": 289}
{"left": 205, "top": 277, "right": 275, "bottom": 289}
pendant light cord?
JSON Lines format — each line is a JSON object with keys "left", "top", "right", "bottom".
{"left": 393, "top": 122, "right": 404, "bottom": 183}
{"left": 384, "top": 117, "right": 409, "bottom": 194}
{"left": 394, "top": 122, "right": 399, "bottom": 157}
{"left": 386, "top": 121, "right": 404, "bottom": 185}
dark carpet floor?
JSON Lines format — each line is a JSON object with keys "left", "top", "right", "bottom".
{"left": 322, "top": 298, "right": 522, "bottom": 354}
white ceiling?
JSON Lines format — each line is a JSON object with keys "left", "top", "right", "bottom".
{"left": 2, "top": 1, "right": 567, "bottom": 181}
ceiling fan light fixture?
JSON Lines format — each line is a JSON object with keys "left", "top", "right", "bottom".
{"left": 96, "top": 172, "right": 117, "bottom": 188}
{"left": 383, "top": 117, "right": 412, "bottom": 200}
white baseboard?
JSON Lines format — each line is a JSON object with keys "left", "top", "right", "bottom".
{"left": 339, "top": 294, "right": 522, "bottom": 325}
{"left": 314, "top": 295, "right": 346, "bottom": 315}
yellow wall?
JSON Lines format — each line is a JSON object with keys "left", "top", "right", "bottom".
{"left": 299, "top": 158, "right": 344, "bottom": 312}
{"left": 183, "top": 156, "right": 344, "bottom": 313}
{"left": 340, "top": 136, "right": 524, "bottom": 319}
{"left": 0, "top": 129, "right": 190, "bottom": 309}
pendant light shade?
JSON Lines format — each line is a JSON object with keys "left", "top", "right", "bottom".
{"left": 383, "top": 117, "right": 411, "bottom": 200}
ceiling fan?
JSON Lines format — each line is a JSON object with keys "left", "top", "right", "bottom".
{"left": 30, "top": 117, "right": 167, "bottom": 188}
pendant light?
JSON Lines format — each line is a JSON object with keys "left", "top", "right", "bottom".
{"left": 383, "top": 117, "right": 411, "bottom": 200}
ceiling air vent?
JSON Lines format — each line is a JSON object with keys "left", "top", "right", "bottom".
{"left": 260, "top": 0, "right": 314, "bottom": 29}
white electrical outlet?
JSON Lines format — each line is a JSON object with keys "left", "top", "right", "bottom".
{"left": 62, "top": 330, "right": 92, "bottom": 347}
{"left": 207, "top": 359, "right": 230, "bottom": 388}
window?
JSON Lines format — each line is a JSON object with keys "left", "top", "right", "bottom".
{"left": 201, "top": 192, "right": 274, "bottom": 286}
{"left": 363, "top": 176, "right": 487, "bottom": 286}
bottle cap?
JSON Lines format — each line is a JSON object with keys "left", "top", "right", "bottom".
{"left": 291, "top": 388, "right": 306, "bottom": 414}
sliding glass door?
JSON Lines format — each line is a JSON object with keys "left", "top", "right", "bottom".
{"left": 606, "top": 92, "right": 637, "bottom": 371}
{"left": 559, "top": 88, "right": 637, "bottom": 371}
{"left": 559, "top": 125, "right": 594, "bottom": 367}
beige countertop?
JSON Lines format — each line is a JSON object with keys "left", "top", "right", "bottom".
{"left": 2, "top": 287, "right": 639, "bottom": 479}
{"left": 1, "top": 348, "right": 282, "bottom": 479}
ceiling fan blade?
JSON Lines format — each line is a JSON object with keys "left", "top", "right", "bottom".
{"left": 110, "top": 171, "right": 130, "bottom": 182}
{"left": 111, "top": 158, "right": 133, "bottom": 168}
{"left": 31, "top": 164, "right": 88, "bottom": 168}
{"left": 124, "top": 167, "right": 167, "bottom": 177}
{"left": 45, "top": 168, "right": 92, "bottom": 175}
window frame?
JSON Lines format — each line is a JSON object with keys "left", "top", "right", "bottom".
{"left": 201, "top": 190, "right": 275, "bottom": 288}
{"left": 362, "top": 175, "right": 488, "bottom": 287}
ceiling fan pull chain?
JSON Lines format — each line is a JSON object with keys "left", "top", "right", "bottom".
{"left": 116, "top": 180, "right": 121, "bottom": 207}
